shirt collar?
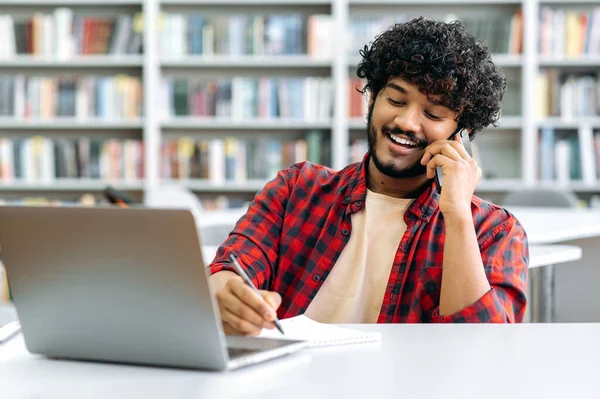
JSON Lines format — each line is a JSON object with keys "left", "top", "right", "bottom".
{"left": 342, "top": 153, "right": 440, "bottom": 222}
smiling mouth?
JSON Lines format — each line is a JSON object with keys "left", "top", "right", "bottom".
{"left": 384, "top": 131, "right": 422, "bottom": 150}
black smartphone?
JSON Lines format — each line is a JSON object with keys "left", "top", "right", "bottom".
{"left": 434, "top": 126, "right": 472, "bottom": 194}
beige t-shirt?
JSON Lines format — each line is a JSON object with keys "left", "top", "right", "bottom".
{"left": 304, "top": 189, "right": 413, "bottom": 323}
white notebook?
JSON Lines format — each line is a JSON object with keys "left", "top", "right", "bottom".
{"left": 258, "top": 315, "right": 382, "bottom": 348}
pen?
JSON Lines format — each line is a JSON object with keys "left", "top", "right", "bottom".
{"left": 228, "top": 253, "right": 285, "bottom": 335}
{"left": 0, "top": 321, "right": 21, "bottom": 344}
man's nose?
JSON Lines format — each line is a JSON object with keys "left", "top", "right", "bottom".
{"left": 394, "top": 106, "right": 421, "bottom": 134}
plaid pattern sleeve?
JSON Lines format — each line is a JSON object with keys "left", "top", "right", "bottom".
{"left": 431, "top": 215, "right": 529, "bottom": 323}
{"left": 207, "top": 169, "right": 292, "bottom": 289}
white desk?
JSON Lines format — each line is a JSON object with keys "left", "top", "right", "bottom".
{"left": 1, "top": 323, "right": 599, "bottom": 398}
{"left": 507, "top": 207, "right": 600, "bottom": 245}
{"left": 506, "top": 207, "right": 600, "bottom": 322}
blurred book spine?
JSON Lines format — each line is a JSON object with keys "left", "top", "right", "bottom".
{"left": 537, "top": 128, "right": 600, "bottom": 184}
{"left": 0, "top": 136, "right": 144, "bottom": 183}
{"left": 537, "top": 69, "right": 599, "bottom": 120}
{"left": 0, "top": 10, "right": 143, "bottom": 59}
{"left": 160, "top": 76, "right": 332, "bottom": 121}
{"left": 0, "top": 75, "right": 143, "bottom": 120}
{"left": 160, "top": 131, "right": 329, "bottom": 183}
{"left": 539, "top": 7, "right": 600, "bottom": 57}
{"left": 348, "top": 78, "right": 368, "bottom": 119}
{"left": 159, "top": 13, "right": 332, "bottom": 58}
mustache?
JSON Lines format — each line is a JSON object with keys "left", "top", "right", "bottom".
{"left": 381, "top": 126, "right": 428, "bottom": 148}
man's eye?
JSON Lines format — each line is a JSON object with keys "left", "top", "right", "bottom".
{"left": 387, "top": 97, "right": 405, "bottom": 106}
{"left": 425, "top": 112, "right": 441, "bottom": 121}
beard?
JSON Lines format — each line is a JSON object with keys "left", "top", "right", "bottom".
{"left": 366, "top": 102, "right": 428, "bottom": 179}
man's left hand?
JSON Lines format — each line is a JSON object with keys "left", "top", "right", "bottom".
{"left": 420, "top": 134, "right": 481, "bottom": 221}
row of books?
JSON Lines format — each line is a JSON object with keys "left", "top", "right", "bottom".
{"left": 0, "top": 137, "right": 144, "bottom": 183}
{"left": 0, "top": 75, "right": 143, "bottom": 120}
{"left": 0, "top": 11, "right": 143, "bottom": 59}
{"left": 537, "top": 70, "right": 600, "bottom": 119}
{"left": 159, "top": 13, "right": 332, "bottom": 58}
{"left": 348, "top": 12, "right": 523, "bottom": 57}
{"left": 160, "top": 77, "right": 332, "bottom": 121}
{"left": 538, "top": 127, "right": 600, "bottom": 183}
{"left": 539, "top": 7, "right": 600, "bottom": 57}
{"left": 161, "top": 131, "right": 329, "bottom": 182}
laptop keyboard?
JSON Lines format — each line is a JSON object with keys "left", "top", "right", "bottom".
{"left": 227, "top": 347, "right": 260, "bottom": 360}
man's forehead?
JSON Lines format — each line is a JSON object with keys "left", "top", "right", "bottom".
{"left": 386, "top": 79, "right": 449, "bottom": 106}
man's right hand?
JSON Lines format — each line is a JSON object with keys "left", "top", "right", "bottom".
{"left": 209, "top": 271, "right": 282, "bottom": 336}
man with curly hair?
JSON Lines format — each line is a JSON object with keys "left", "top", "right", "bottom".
{"left": 208, "top": 17, "right": 529, "bottom": 335}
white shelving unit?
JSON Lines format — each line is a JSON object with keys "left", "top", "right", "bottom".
{"left": 0, "top": 56, "right": 144, "bottom": 68}
{"left": 160, "top": 55, "right": 332, "bottom": 68}
{"left": 0, "top": 119, "right": 144, "bottom": 130}
{"left": 161, "top": 118, "right": 333, "bottom": 130}
{"left": 1, "top": 0, "right": 599, "bottom": 203}
{"left": 539, "top": 55, "right": 600, "bottom": 68}
{"left": 0, "top": 180, "right": 144, "bottom": 191}
{"left": 1, "top": 1, "right": 142, "bottom": 4}
{"left": 160, "top": 0, "right": 331, "bottom": 4}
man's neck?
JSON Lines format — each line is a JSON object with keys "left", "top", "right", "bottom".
{"left": 366, "top": 158, "right": 431, "bottom": 199}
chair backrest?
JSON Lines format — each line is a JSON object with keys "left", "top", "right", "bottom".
{"left": 144, "top": 184, "right": 205, "bottom": 222}
{"left": 145, "top": 184, "right": 247, "bottom": 247}
{"left": 501, "top": 188, "right": 579, "bottom": 208}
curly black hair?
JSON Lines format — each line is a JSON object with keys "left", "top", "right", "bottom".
{"left": 357, "top": 17, "right": 506, "bottom": 136}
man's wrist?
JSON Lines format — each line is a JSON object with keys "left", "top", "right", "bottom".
{"left": 442, "top": 210, "right": 473, "bottom": 228}
{"left": 209, "top": 270, "right": 239, "bottom": 290}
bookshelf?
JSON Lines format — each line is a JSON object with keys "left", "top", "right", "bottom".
{"left": 0, "top": 0, "right": 599, "bottom": 207}
{"left": 0, "top": 0, "right": 146, "bottom": 204}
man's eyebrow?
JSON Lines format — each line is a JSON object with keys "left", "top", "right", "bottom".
{"left": 385, "top": 82, "right": 408, "bottom": 94}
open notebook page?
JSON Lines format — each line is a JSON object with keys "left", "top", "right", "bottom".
{"left": 257, "top": 315, "right": 381, "bottom": 348}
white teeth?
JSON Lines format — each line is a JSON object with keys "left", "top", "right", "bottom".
{"left": 389, "top": 133, "right": 416, "bottom": 147}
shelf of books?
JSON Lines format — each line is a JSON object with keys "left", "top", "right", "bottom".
{"left": 0, "top": 2, "right": 145, "bottom": 205}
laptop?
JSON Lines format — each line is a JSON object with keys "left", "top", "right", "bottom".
{"left": 0, "top": 205, "right": 307, "bottom": 370}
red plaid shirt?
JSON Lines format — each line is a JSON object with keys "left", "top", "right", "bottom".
{"left": 208, "top": 156, "right": 529, "bottom": 323}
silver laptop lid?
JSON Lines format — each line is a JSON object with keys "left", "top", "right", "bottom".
{"left": 0, "top": 205, "right": 229, "bottom": 370}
